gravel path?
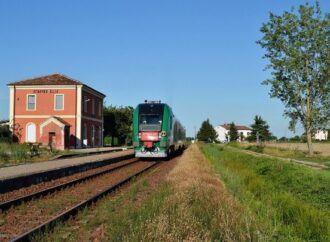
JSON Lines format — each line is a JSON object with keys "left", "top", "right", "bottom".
{"left": 229, "top": 146, "right": 328, "bottom": 170}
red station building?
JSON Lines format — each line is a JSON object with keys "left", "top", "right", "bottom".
{"left": 8, "top": 74, "right": 106, "bottom": 150}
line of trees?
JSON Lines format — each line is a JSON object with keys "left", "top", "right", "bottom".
{"left": 196, "top": 115, "right": 275, "bottom": 143}
{"left": 103, "top": 105, "right": 133, "bottom": 146}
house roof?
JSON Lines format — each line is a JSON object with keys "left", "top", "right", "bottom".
{"left": 8, "top": 74, "right": 82, "bottom": 86}
{"left": 220, "top": 124, "right": 251, "bottom": 131}
{"left": 7, "top": 73, "right": 106, "bottom": 97}
{"left": 52, "top": 116, "right": 71, "bottom": 126}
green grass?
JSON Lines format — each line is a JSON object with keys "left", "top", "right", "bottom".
{"left": 0, "top": 142, "right": 31, "bottom": 166}
{"left": 201, "top": 144, "right": 330, "bottom": 241}
{"left": 0, "top": 142, "right": 77, "bottom": 167}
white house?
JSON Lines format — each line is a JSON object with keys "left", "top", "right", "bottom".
{"left": 215, "top": 124, "right": 252, "bottom": 142}
{"left": 314, "top": 130, "right": 328, "bottom": 140}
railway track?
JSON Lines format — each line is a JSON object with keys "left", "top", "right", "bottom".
{"left": 0, "top": 158, "right": 160, "bottom": 242}
{"left": 0, "top": 158, "right": 139, "bottom": 211}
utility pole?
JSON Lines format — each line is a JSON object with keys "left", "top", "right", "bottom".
{"left": 256, "top": 131, "right": 260, "bottom": 144}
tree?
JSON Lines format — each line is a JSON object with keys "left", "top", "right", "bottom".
{"left": 197, "top": 119, "right": 218, "bottom": 142}
{"left": 228, "top": 122, "right": 239, "bottom": 142}
{"left": 103, "top": 105, "right": 133, "bottom": 146}
{"left": 257, "top": 2, "right": 330, "bottom": 155}
{"left": 247, "top": 115, "right": 272, "bottom": 142}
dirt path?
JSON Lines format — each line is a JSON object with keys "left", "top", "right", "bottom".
{"left": 229, "top": 146, "right": 328, "bottom": 170}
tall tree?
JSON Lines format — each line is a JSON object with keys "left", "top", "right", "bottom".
{"left": 197, "top": 119, "right": 218, "bottom": 142}
{"left": 257, "top": 2, "right": 330, "bottom": 154}
{"left": 247, "top": 115, "right": 272, "bottom": 142}
{"left": 228, "top": 122, "right": 239, "bottom": 142}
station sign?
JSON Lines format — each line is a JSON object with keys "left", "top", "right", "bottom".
{"left": 33, "top": 89, "right": 59, "bottom": 94}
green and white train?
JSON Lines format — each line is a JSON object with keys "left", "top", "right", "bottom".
{"left": 133, "top": 101, "right": 186, "bottom": 158}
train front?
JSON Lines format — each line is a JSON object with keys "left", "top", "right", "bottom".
{"left": 133, "top": 101, "right": 168, "bottom": 158}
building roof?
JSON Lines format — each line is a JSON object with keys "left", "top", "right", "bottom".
{"left": 8, "top": 74, "right": 82, "bottom": 86}
{"left": 7, "top": 73, "right": 106, "bottom": 97}
{"left": 52, "top": 116, "right": 71, "bottom": 126}
{"left": 220, "top": 124, "right": 251, "bottom": 131}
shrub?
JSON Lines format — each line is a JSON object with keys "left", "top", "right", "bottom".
{"left": 246, "top": 145, "right": 264, "bottom": 153}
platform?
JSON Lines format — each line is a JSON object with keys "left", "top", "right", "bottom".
{"left": 0, "top": 149, "right": 135, "bottom": 193}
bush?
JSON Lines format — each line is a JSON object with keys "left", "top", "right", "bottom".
{"left": 0, "top": 150, "right": 10, "bottom": 162}
{"left": 0, "top": 137, "right": 12, "bottom": 143}
{"left": 104, "top": 136, "right": 119, "bottom": 146}
{"left": 246, "top": 145, "right": 264, "bottom": 153}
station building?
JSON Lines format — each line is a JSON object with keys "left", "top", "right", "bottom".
{"left": 8, "top": 74, "right": 106, "bottom": 150}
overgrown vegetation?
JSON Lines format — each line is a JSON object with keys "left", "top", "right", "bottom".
{"left": 0, "top": 143, "right": 31, "bottom": 166}
{"left": 0, "top": 142, "right": 71, "bottom": 167}
{"left": 201, "top": 144, "right": 330, "bottom": 241}
{"left": 233, "top": 142, "right": 330, "bottom": 165}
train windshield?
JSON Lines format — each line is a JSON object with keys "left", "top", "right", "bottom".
{"left": 139, "top": 104, "right": 164, "bottom": 131}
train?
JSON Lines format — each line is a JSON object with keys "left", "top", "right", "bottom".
{"left": 133, "top": 100, "right": 186, "bottom": 158}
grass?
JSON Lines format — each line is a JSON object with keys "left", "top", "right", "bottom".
{"left": 201, "top": 143, "right": 330, "bottom": 241}
{"left": 0, "top": 142, "right": 30, "bottom": 166}
{"left": 0, "top": 142, "right": 80, "bottom": 167}
{"left": 232, "top": 142, "right": 330, "bottom": 166}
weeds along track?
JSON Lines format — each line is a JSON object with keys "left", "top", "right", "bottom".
{"left": 0, "top": 159, "right": 158, "bottom": 241}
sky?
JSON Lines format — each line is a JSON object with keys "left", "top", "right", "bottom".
{"left": 0, "top": 0, "right": 329, "bottom": 137}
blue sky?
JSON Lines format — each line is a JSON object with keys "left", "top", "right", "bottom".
{"left": 0, "top": 0, "right": 329, "bottom": 137}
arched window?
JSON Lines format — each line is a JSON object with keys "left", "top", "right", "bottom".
{"left": 26, "top": 123, "right": 36, "bottom": 143}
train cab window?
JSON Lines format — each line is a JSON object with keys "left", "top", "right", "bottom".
{"left": 140, "top": 114, "right": 162, "bottom": 125}
{"left": 138, "top": 103, "right": 164, "bottom": 131}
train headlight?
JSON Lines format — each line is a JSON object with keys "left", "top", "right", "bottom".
{"left": 160, "top": 131, "right": 166, "bottom": 137}
{"left": 138, "top": 132, "right": 141, "bottom": 139}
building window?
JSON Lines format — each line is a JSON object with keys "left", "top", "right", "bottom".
{"left": 27, "top": 94, "right": 36, "bottom": 111}
{"left": 91, "top": 125, "right": 95, "bottom": 146}
{"left": 92, "top": 99, "right": 95, "bottom": 115}
{"left": 98, "top": 101, "right": 101, "bottom": 116}
{"left": 55, "top": 94, "right": 64, "bottom": 110}
{"left": 84, "top": 124, "right": 87, "bottom": 139}
{"left": 84, "top": 96, "right": 88, "bottom": 112}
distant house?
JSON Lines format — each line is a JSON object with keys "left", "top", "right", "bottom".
{"left": 215, "top": 124, "right": 252, "bottom": 142}
{"left": 314, "top": 130, "right": 328, "bottom": 141}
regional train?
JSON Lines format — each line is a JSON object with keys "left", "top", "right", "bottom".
{"left": 133, "top": 101, "right": 186, "bottom": 158}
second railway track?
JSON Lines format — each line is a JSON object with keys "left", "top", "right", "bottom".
{"left": 0, "top": 157, "right": 140, "bottom": 211}
{"left": 0, "top": 158, "right": 159, "bottom": 242}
